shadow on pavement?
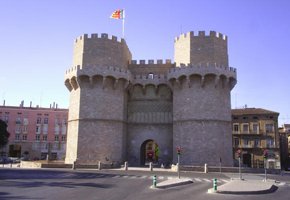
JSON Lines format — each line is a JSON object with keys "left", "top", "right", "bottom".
{"left": 0, "top": 192, "right": 39, "bottom": 200}
{"left": 0, "top": 180, "right": 114, "bottom": 189}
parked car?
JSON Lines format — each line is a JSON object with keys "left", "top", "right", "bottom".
{"left": 0, "top": 157, "right": 12, "bottom": 164}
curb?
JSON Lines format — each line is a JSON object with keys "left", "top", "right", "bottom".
{"left": 216, "top": 185, "right": 278, "bottom": 195}
{"left": 151, "top": 178, "right": 193, "bottom": 189}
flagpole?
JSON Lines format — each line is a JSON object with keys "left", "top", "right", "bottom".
{"left": 122, "top": 10, "right": 125, "bottom": 38}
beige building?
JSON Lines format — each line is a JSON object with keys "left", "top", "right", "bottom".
{"left": 232, "top": 108, "right": 280, "bottom": 169}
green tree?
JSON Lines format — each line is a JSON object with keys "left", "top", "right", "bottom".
{"left": 0, "top": 119, "right": 10, "bottom": 148}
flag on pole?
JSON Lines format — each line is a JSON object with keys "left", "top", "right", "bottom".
{"left": 110, "top": 9, "right": 125, "bottom": 19}
{"left": 110, "top": 9, "right": 125, "bottom": 38}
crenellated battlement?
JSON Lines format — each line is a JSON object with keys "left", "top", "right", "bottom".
{"left": 174, "top": 31, "right": 227, "bottom": 42}
{"left": 168, "top": 63, "right": 236, "bottom": 81}
{"left": 74, "top": 33, "right": 125, "bottom": 44}
{"left": 65, "top": 65, "right": 131, "bottom": 79}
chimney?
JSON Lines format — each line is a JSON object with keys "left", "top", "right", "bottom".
{"left": 3, "top": 100, "right": 5, "bottom": 106}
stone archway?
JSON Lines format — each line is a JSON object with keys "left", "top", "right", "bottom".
{"left": 140, "top": 139, "right": 159, "bottom": 166}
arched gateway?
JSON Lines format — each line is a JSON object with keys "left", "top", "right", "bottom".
{"left": 140, "top": 140, "right": 159, "bottom": 165}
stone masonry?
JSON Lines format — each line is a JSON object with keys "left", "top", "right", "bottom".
{"left": 64, "top": 31, "right": 237, "bottom": 166}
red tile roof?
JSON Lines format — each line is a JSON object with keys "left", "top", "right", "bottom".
{"left": 232, "top": 108, "right": 279, "bottom": 116}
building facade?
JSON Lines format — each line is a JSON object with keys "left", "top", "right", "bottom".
{"left": 232, "top": 108, "right": 280, "bottom": 169}
{"left": 0, "top": 103, "right": 68, "bottom": 160}
{"left": 64, "top": 31, "right": 237, "bottom": 166}
{"left": 279, "top": 124, "right": 290, "bottom": 170}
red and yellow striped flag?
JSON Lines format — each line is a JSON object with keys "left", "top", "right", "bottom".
{"left": 110, "top": 9, "right": 124, "bottom": 19}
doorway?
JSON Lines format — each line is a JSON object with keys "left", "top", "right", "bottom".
{"left": 140, "top": 140, "right": 159, "bottom": 166}
{"left": 243, "top": 153, "right": 252, "bottom": 167}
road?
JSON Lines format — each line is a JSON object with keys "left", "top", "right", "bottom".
{"left": 0, "top": 168, "right": 289, "bottom": 200}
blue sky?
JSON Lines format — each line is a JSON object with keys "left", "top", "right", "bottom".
{"left": 0, "top": 0, "right": 289, "bottom": 125}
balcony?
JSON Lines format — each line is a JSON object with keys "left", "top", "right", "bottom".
{"left": 232, "top": 131, "right": 261, "bottom": 136}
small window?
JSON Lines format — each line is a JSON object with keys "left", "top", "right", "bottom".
{"left": 242, "top": 124, "right": 249, "bottom": 133}
{"left": 35, "top": 135, "right": 40, "bottom": 141}
{"left": 36, "top": 125, "right": 41, "bottom": 134}
{"left": 43, "top": 135, "right": 47, "bottom": 141}
{"left": 15, "top": 134, "right": 20, "bottom": 140}
{"left": 234, "top": 138, "right": 239, "bottom": 147}
{"left": 254, "top": 139, "right": 260, "bottom": 147}
{"left": 243, "top": 139, "right": 250, "bottom": 147}
{"left": 44, "top": 118, "right": 49, "bottom": 124}
{"left": 15, "top": 117, "right": 22, "bottom": 124}
{"left": 36, "top": 117, "right": 42, "bottom": 124}
{"left": 252, "top": 123, "right": 259, "bottom": 133}
{"left": 61, "top": 135, "right": 66, "bottom": 141}
{"left": 23, "top": 135, "right": 27, "bottom": 141}
{"left": 266, "top": 139, "right": 274, "bottom": 147}
{"left": 265, "top": 124, "right": 274, "bottom": 133}
{"left": 148, "top": 73, "right": 154, "bottom": 79}
{"left": 233, "top": 124, "right": 239, "bottom": 132}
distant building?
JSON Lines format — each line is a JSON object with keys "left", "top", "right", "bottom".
{"left": 0, "top": 102, "right": 68, "bottom": 160}
{"left": 279, "top": 124, "right": 290, "bottom": 170}
{"left": 232, "top": 108, "right": 280, "bottom": 169}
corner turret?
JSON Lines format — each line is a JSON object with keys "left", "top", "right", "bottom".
{"left": 174, "top": 31, "right": 228, "bottom": 67}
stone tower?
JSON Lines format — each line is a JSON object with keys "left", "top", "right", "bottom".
{"left": 64, "top": 33, "right": 131, "bottom": 164}
{"left": 64, "top": 31, "right": 237, "bottom": 167}
{"left": 171, "top": 31, "right": 236, "bottom": 166}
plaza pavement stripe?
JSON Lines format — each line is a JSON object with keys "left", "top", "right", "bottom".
{"left": 278, "top": 182, "right": 286, "bottom": 186}
{"left": 220, "top": 179, "right": 229, "bottom": 183}
{"left": 194, "top": 178, "right": 202, "bottom": 182}
{"left": 140, "top": 175, "right": 148, "bottom": 179}
{"left": 128, "top": 176, "right": 138, "bottom": 179}
{"left": 112, "top": 175, "right": 121, "bottom": 178}
{"left": 61, "top": 174, "right": 73, "bottom": 177}
{"left": 203, "top": 178, "right": 211, "bottom": 182}
{"left": 158, "top": 176, "right": 165, "bottom": 180}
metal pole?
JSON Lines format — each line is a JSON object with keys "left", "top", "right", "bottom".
{"left": 177, "top": 154, "right": 180, "bottom": 179}
{"left": 219, "top": 157, "right": 222, "bottom": 174}
{"left": 239, "top": 157, "right": 242, "bottom": 180}
{"left": 264, "top": 159, "right": 267, "bottom": 181}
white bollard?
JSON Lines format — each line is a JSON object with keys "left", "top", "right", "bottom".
{"left": 204, "top": 163, "right": 208, "bottom": 173}
{"left": 124, "top": 161, "right": 128, "bottom": 171}
{"left": 149, "top": 162, "right": 153, "bottom": 171}
{"left": 98, "top": 161, "right": 102, "bottom": 170}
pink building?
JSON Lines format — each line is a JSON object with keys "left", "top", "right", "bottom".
{"left": 0, "top": 102, "right": 68, "bottom": 160}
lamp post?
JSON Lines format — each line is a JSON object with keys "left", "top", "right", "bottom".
{"left": 263, "top": 149, "right": 268, "bottom": 181}
{"left": 237, "top": 149, "right": 242, "bottom": 180}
